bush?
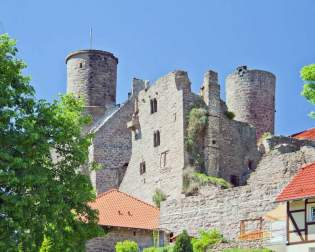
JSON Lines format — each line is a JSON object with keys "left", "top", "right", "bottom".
{"left": 185, "top": 107, "right": 208, "bottom": 167}
{"left": 152, "top": 189, "right": 167, "bottom": 208}
{"left": 173, "top": 230, "right": 193, "bottom": 252}
{"left": 225, "top": 111, "right": 235, "bottom": 120}
{"left": 192, "top": 229, "right": 225, "bottom": 252}
{"left": 115, "top": 240, "right": 139, "bottom": 252}
{"left": 143, "top": 246, "right": 173, "bottom": 252}
{"left": 193, "top": 173, "right": 231, "bottom": 189}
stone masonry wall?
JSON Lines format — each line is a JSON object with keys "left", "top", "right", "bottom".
{"left": 219, "top": 117, "right": 260, "bottom": 184}
{"left": 119, "top": 71, "right": 192, "bottom": 204}
{"left": 86, "top": 228, "right": 155, "bottom": 252}
{"left": 226, "top": 67, "right": 276, "bottom": 139}
{"left": 160, "top": 137, "right": 315, "bottom": 241}
{"left": 91, "top": 98, "right": 134, "bottom": 194}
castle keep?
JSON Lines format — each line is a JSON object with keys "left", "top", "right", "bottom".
{"left": 65, "top": 49, "right": 315, "bottom": 251}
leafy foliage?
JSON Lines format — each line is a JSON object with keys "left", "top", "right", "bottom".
{"left": 173, "top": 230, "right": 193, "bottom": 252}
{"left": 224, "top": 111, "right": 235, "bottom": 120}
{"left": 185, "top": 107, "right": 208, "bottom": 168}
{"left": 115, "top": 240, "right": 139, "bottom": 252}
{"left": 183, "top": 169, "right": 231, "bottom": 195}
{"left": 0, "top": 34, "right": 103, "bottom": 251}
{"left": 143, "top": 246, "right": 173, "bottom": 252}
{"left": 191, "top": 229, "right": 225, "bottom": 252}
{"left": 300, "top": 64, "right": 315, "bottom": 118}
{"left": 152, "top": 189, "right": 167, "bottom": 208}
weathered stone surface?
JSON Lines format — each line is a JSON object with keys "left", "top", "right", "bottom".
{"left": 226, "top": 66, "right": 276, "bottom": 139}
{"left": 159, "top": 138, "right": 315, "bottom": 242}
{"left": 86, "top": 228, "right": 159, "bottom": 252}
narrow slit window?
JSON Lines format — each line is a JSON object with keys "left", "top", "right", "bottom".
{"left": 150, "top": 98, "right": 157, "bottom": 113}
{"left": 154, "top": 130, "right": 160, "bottom": 147}
{"left": 140, "top": 162, "right": 146, "bottom": 175}
{"left": 79, "top": 62, "right": 83, "bottom": 68}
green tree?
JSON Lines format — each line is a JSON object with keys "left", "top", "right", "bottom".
{"left": 0, "top": 34, "right": 103, "bottom": 251}
{"left": 173, "top": 230, "right": 193, "bottom": 252}
{"left": 301, "top": 64, "right": 315, "bottom": 118}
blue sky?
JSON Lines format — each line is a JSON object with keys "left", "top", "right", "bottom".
{"left": 1, "top": 0, "right": 314, "bottom": 135}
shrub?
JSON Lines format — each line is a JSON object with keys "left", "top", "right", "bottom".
{"left": 173, "top": 230, "right": 193, "bottom": 252}
{"left": 143, "top": 246, "right": 173, "bottom": 252}
{"left": 193, "top": 173, "right": 231, "bottom": 189}
{"left": 185, "top": 107, "right": 208, "bottom": 167}
{"left": 225, "top": 111, "right": 235, "bottom": 120}
{"left": 192, "top": 229, "right": 225, "bottom": 252}
{"left": 152, "top": 189, "right": 167, "bottom": 208}
{"left": 115, "top": 240, "right": 138, "bottom": 252}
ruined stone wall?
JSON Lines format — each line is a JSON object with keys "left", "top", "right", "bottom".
{"left": 160, "top": 137, "right": 315, "bottom": 241}
{"left": 225, "top": 67, "right": 276, "bottom": 139}
{"left": 91, "top": 99, "right": 134, "bottom": 194}
{"left": 219, "top": 117, "right": 260, "bottom": 184}
{"left": 86, "top": 228, "right": 156, "bottom": 252}
{"left": 119, "top": 71, "right": 192, "bottom": 204}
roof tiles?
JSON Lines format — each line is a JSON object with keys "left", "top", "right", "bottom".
{"left": 276, "top": 163, "right": 315, "bottom": 202}
{"left": 291, "top": 128, "right": 315, "bottom": 141}
{"left": 89, "top": 189, "right": 159, "bottom": 230}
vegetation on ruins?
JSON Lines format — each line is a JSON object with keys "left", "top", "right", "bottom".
{"left": 224, "top": 111, "right": 235, "bottom": 120}
{"left": 191, "top": 229, "right": 225, "bottom": 252}
{"left": 0, "top": 34, "right": 103, "bottom": 251}
{"left": 183, "top": 168, "right": 231, "bottom": 195}
{"left": 185, "top": 107, "right": 208, "bottom": 168}
{"left": 115, "top": 240, "right": 139, "bottom": 252}
{"left": 152, "top": 189, "right": 167, "bottom": 208}
{"left": 173, "top": 230, "right": 193, "bottom": 252}
{"left": 300, "top": 64, "right": 315, "bottom": 118}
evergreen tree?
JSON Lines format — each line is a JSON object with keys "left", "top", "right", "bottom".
{"left": 173, "top": 230, "right": 193, "bottom": 252}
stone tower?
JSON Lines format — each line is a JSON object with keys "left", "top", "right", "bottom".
{"left": 201, "top": 70, "right": 221, "bottom": 177}
{"left": 225, "top": 66, "right": 276, "bottom": 139}
{"left": 66, "top": 49, "right": 118, "bottom": 122}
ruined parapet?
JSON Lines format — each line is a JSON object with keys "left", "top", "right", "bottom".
{"left": 259, "top": 135, "right": 315, "bottom": 154}
{"left": 226, "top": 66, "right": 276, "bottom": 139}
{"left": 66, "top": 49, "right": 118, "bottom": 122}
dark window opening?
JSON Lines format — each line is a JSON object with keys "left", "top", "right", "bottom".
{"left": 133, "top": 231, "right": 136, "bottom": 236}
{"left": 230, "top": 175, "right": 240, "bottom": 187}
{"left": 212, "top": 140, "right": 216, "bottom": 145}
{"left": 79, "top": 62, "right": 83, "bottom": 68}
{"left": 154, "top": 130, "right": 160, "bottom": 147}
{"left": 150, "top": 98, "right": 158, "bottom": 114}
{"left": 248, "top": 160, "right": 253, "bottom": 170}
{"left": 140, "top": 162, "right": 146, "bottom": 175}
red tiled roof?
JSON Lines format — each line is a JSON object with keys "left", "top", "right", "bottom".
{"left": 276, "top": 163, "right": 315, "bottom": 202}
{"left": 291, "top": 128, "right": 315, "bottom": 141}
{"left": 89, "top": 189, "right": 159, "bottom": 230}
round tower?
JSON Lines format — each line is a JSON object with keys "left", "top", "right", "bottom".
{"left": 225, "top": 66, "right": 276, "bottom": 139}
{"left": 66, "top": 49, "right": 118, "bottom": 121}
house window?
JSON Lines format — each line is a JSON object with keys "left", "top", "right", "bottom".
{"left": 230, "top": 175, "right": 240, "bottom": 187}
{"left": 150, "top": 98, "right": 157, "bottom": 114}
{"left": 140, "top": 162, "right": 146, "bottom": 175}
{"left": 308, "top": 205, "right": 315, "bottom": 222}
{"left": 154, "top": 130, "right": 160, "bottom": 147}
